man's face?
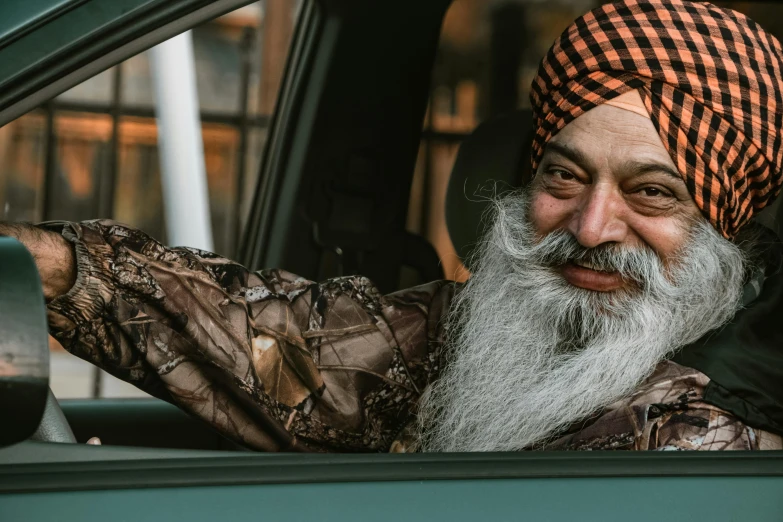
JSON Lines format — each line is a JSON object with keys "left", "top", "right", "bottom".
{"left": 417, "top": 96, "right": 750, "bottom": 452}
{"left": 529, "top": 99, "right": 702, "bottom": 292}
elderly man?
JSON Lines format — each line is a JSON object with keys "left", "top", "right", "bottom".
{"left": 2, "top": 0, "right": 783, "bottom": 452}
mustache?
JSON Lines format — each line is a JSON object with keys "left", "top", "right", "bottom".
{"left": 529, "top": 229, "right": 666, "bottom": 285}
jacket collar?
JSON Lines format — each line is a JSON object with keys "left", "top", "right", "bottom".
{"left": 673, "top": 226, "right": 783, "bottom": 434}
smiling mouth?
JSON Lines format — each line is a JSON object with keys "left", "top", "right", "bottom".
{"left": 571, "top": 259, "right": 610, "bottom": 272}
{"left": 560, "top": 261, "right": 625, "bottom": 292}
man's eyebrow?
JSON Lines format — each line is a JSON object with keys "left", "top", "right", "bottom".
{"left": 621, "top": 159, "right": 683, "bottom": 182}
{"left": 542, "top": 142, "right": 594, "bottom": 170}
{"left": 543, "top": 142, "right": 684, "bottom": 182}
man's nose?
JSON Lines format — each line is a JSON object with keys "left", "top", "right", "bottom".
{"left": 567, "top": 186, "right": 628, "bottom": 248}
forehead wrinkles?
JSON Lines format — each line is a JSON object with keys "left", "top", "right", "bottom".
{"left": 547, "top": 105, "right": 671, "bottom": 169}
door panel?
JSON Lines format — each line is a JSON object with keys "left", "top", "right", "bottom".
{"left": 2, "top": 451, "right": 782, "bottom": 520}
{"left": 1, "top": 475, "right": 782, "bottom": 521}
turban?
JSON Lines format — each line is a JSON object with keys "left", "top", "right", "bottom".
{"left": 530, "top": 0, "right": 783, "bottom": 238}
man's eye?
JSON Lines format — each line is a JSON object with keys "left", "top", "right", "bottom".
{"left": 549, "top": 169, "right": 575, "bottom": 181}
{"left": 639, "top": 187, "right": 670, "bottom": 197}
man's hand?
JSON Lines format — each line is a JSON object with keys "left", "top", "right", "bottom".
{"left": 0, "top": 222, "right": 76, "bottom": 301}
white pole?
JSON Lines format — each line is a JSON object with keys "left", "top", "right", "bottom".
{"left": 149, "top": 31, "right": 214, "bottom": 251}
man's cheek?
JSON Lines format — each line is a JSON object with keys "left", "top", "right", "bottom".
{"left": 633, "top": 220, "right": 693, "bottom": 268}
{"left": 528, "top": 191, "right": 570, "bottom": 238}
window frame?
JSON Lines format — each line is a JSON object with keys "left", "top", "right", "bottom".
{"left": 2, "top": 448, "right": 783, "bottom": 494}
{"left": 0, "top": 0, "right": 259, "bottom": 125}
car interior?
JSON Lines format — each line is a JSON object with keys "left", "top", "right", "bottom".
{"left": 26, "top": 109, "right": 783, "bottom": 455}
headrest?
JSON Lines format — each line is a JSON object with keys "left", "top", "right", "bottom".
{"left": 445, "top": 110, "right": 534, "bottom": 271}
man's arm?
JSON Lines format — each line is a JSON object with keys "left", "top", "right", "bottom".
{"left": 0, "top": 219, "right": 454, "bottom": 452}
{"left": 0, "top": 222, "right": 76, "bottom": 301}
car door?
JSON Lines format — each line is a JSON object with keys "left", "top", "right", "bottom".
{"left": 2, "top": 2, "right": 783, "bottom": 521}
{"left": 2, "top": 449, "right": 783, "bottom": 521}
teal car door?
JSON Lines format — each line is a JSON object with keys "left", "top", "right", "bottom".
{"left": 2, "top": 451, "right": 783, "bottom": 521}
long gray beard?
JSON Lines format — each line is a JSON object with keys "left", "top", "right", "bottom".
{"left": 417, "top": 191, "right": 749, "bottom": 452}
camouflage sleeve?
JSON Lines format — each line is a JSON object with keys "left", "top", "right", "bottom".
{"left": 545, "top": 360, "right": 783, "bottom": 451}
{"left": 41, "top": 220, "right": 455, "bottom": 452}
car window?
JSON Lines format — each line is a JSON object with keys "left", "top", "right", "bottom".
{"left": 409, "top": 0, "right": 783, "bottom": 283}
{"left": 0, "top": 0, "right": 304, "bottom": 399}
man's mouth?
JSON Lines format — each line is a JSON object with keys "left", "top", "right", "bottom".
{"left": 559, "top": 261, "right": 625, "bottom": 292}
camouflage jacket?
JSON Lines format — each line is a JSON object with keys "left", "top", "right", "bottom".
{"left": 42, "top": 220, "right": 783, "bottom": 452}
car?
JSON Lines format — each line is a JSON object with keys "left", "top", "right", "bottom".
{"left": 1, "top": 1, "right": 783, "bottom": 520}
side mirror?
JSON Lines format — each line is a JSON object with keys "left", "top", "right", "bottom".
{"left": 0, "top": 236, "right": 49, "bottom": 446}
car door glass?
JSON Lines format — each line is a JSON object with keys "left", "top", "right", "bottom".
{"left": 409, "top": 0, "right": 783, "bottom": 283}
{"left": 0, "top": 0, "right": 304, "bottom": 399}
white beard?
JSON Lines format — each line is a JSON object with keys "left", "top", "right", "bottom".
{"left": 417, "top": 191, "right": 749, "bottom": 452}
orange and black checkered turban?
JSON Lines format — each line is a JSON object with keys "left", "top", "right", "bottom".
{"left": 530, "top": 0, "right": 783, "bottom": 238}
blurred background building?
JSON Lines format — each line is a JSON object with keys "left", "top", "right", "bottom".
{"left": 0, "top": 0, "right": 779, "bottom": 398}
